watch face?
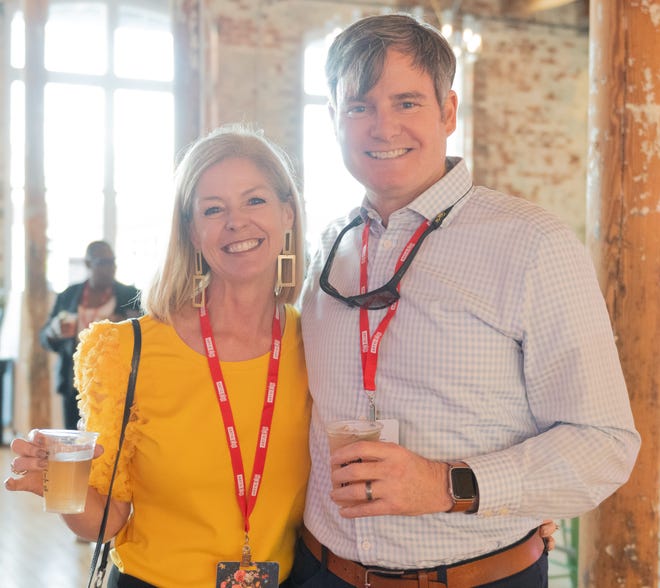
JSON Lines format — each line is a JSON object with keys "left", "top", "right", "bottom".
{"left": 451, "top": 468, "right": 477, "bottom": 499}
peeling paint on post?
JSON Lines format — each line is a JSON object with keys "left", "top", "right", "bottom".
{"left": 581, "top": 0, "right": 660, "bottom": 586}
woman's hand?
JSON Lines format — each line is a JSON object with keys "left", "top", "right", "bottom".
{"left": 540, "top": 519, "right": 559, "bottom": 551}
{"left": 4, "top": 434, "right": 49, "bottom": 495}
{"left": 4, "top": 432, "right": 103, "bottom": 495}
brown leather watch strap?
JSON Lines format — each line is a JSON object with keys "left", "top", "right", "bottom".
{"left": 447, "top": 462, "right": 479, "bottom": 513}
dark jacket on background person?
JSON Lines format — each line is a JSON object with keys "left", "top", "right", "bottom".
{"left": 40, "top": 280, "right": 141, "bottom": 423}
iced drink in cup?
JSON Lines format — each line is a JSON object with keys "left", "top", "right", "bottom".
{"left": 326, "top": 420, "right": 384, "bottom": 452}
{"left": 33, "top": 429, "right": 99, "bottom": 514}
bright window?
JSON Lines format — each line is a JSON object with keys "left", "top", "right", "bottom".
{"left": 302, "top": 32, "right": 364, "bottom": 251}
{"left": 7, "top": 1, "right": 174, "bottom": 293}
{"left": 45, "top": 2, "right": 108, "bottom": 75}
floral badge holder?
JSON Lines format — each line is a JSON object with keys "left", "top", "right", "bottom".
{"left": 216, "top": 561, "right": 279, "bottom": 587}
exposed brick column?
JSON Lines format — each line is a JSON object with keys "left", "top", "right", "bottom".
{"left": 580, "top": 0, "right": 660, "bottom": 585}
{"left": 173, "top": 0, "right": 202, "bottom": 155}
{"left": 24, "top": 0, "right": 51, "bottom": 429}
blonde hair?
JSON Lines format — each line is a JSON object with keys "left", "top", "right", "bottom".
{"left": 144, "top": 125, "right": 306, "bottom": 323}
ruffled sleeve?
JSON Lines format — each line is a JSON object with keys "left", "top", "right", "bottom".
{"left": 74, "top": 319, "right": 142, "bottom": 502}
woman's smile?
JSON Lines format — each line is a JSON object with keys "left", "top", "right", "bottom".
{"left": 222, "top": 238, "right": 264, "bottom": 254}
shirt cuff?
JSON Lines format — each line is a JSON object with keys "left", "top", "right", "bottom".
{"left": 465, "top": 451, "right": 523, "bottom": 517}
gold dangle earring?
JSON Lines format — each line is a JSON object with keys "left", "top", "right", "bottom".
{"left": 275, "top": 230, "right": 295, "bottom": 297}
{"left": 192, "top": 250, "right": 206, "bottom": 308}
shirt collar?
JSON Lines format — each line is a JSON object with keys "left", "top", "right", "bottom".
{"left": 358, "top": 157, "right": 473, "bottom": 229}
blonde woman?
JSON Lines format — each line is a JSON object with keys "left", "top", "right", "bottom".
{"left": 8, "top": 125, "right": 310, "bottom": 587}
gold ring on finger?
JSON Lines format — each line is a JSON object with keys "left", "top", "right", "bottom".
{"left": 10, "top": 461, "right": 28, "bottom": 476}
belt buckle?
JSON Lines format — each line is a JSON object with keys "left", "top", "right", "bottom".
{"left": 364, "top": 567, "right": 406, "bottom": 588}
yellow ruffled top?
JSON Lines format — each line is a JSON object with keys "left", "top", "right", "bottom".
{"left": 74, "top": 308, "right": 310, "bottom": 587}
{"left": 75, "top": 320, "right": 145, "bottom": 501}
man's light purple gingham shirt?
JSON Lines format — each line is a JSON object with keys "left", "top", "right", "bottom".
{"left": 300, "top": 157, "right": 640, "bottom": 568}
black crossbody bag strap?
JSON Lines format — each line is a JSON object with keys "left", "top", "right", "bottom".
{"left": 88, "top": 318, "right": 142, "bottom": 588}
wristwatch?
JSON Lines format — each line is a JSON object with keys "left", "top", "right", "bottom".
{"left": 447, "top": 462, "right": 479, "bottom": 513}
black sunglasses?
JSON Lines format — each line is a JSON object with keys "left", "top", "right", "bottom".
{"left": 319, "top": 205, "right": 455, "bottom": 310}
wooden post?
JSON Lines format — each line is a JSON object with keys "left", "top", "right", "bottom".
{"left": 172, "top": 0, "right": 202, "bottom": 156}
{"left": 23, "top": 0, "right": 51, "bottom": 429}
{"left": 581, "top": 0, "right": 660, "bottom": 586}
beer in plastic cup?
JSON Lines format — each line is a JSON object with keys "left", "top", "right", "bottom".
{"left": 58, "top": 311, "right": 78, "bottom": 338}
{"left": 36, "top": 429, "right": 99, "bottom": 514}
{"left": 325, "top": 420, "right": 384, "bottom": 452}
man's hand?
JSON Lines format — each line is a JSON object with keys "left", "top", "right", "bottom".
{"left": 328, "top": 440, "right": 564, "bottom": 554}
{"left": 329, "top": 440, "right": 452, "bottom": 517}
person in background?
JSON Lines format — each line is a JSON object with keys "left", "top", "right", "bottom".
{"left": 40, "top": 240, "right": 141, "bottom": 430}
{"left": 291, "top": 13, "right": 640, "bottom": 588}
{"left": 8, "top": 126, "right": 310, "bottom": 587}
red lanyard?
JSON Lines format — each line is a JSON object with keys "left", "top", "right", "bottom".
{"left": 359, "top": 219, "right": 430, "bottom": 417}
{"left": 198, "top": 304, "right": 282, "bottom": 534}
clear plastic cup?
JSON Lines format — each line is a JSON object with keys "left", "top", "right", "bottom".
{"left": 325, "top": 420, "right": 384, "bottom": 452}
{"left": 33, "top": 429, "right": 99, "bottom": 514}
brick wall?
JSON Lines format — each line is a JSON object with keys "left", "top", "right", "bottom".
{"left": 473, "top": 18, "right": 588, "bottom": 238}
{"left": 199, "top": 0, "right": 589, "bottom": 238}
{"left": 0, "top": 1, "right": 590, "bottom": 300}
{"left": 200, "top": 0, "right": 383, "bottom": 167}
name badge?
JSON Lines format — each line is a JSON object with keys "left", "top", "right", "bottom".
{"left": 377, "top": 419, "right": 399, "bottom": 444}
{"left": 216, "top": 561, "right": 279, "bottom": 587}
